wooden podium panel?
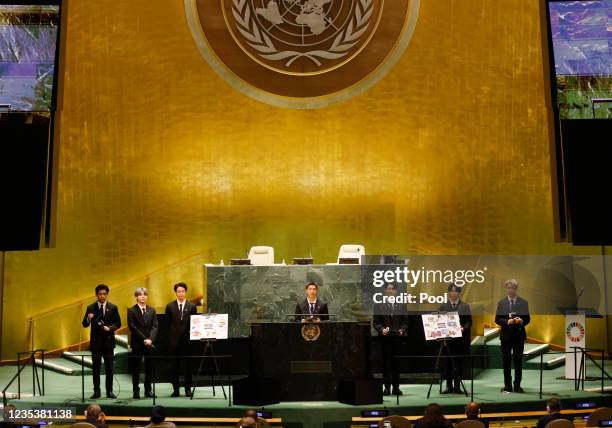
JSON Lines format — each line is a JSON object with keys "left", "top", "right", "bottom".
{"left": 250, "top": 321, "right": 370, "bottom": 401}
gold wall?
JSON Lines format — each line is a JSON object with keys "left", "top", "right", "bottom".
{"left": 1, "top": 0, "right": 610, "bottom": 358}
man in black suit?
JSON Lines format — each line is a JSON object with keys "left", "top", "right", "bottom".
{"left": 128, "top": 287, "right": 158, "bottom": 399}
{"left": 373, "top": 283, "right": 409, "bottom": 396}
{"left": 164, "top": 282, "right": 197, "bottom": 397}
{"left": 495, "top": 279, "right": 530, "bottom": 393}
{"left": 536, "top": 397, "right": 571, "bottom": 428}
{"left": 439, "top": 283, "right": 472, "bottom": 394}
{"left": 82, "top": 284, "right": 121, "bottom": 399}
{"left": 294, "top": 281, "right": 329, "bottom": 322}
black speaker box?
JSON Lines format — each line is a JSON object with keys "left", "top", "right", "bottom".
{"left": 338, "top": 379, "right": 382, "bottom": 405}
{"left": 560, "top": 119, "right": 612, "bottom": 245}
{"left": 232, "top": 377, "right": 281, "bottom": 406}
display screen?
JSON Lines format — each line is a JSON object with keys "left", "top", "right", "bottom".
{"left": 547, "top": 0, "right": 612, "bottom": 118}
{"left": 0, "top": 4, "right": 60, "bottom": 112}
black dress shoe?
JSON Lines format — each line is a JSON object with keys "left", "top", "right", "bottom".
{"left": 502, "top": 386, "right": 513, "bottom": 393}
{"left": 145, "top": 391, "right": 156, "bottom": 398}
{"left": 133, "top": 391, "right": 141, "bottom": 399}
{"left": 513, "top": 385, "right": 524, "bottom": 393}
{"left": 392, "top": 387, "right": 403, "bottom": 396}
{"left": 171, "top": 390, "right": 180, "bottom": 397}
{"left": 383, "top": 387, "right": 391, "bottom": 396}
{"left": 453, "top": 387, "right": 463, "bottom": 394}
{"left": 185, "top": 388, "right": 193, "bottom": 398}
{"left": 441, "top": 388, "right": 453, "bottom": 394}
{"left": 90, "top": 392, "right": 101, "bottom": 399}
{"left": 106, "top": 392, "right": 117, "bottom": 399}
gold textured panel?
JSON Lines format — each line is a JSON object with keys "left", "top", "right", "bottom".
{"left": 1, "top": 0, "right": 610, "bottom": 358}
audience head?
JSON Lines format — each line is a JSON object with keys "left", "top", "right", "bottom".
{"left": 150, "top": 405, "right": 167, "bottom": 424}
{"left": 546, "top": 397, "right": 562, "bottom": 413}
{"left": 86, "top": 404, "right": 102, "bottom": 420}
{"left": 237, "top": 416, "right": 257, "bottom": 428}
{"left": 422, "top": 403, "right": 447, "bottom": 427}
{"left": 243, "top": 409, "right": 258, "bottom": 419}
{"left": 465, "top": 402, "right": 481, "bottom": 418}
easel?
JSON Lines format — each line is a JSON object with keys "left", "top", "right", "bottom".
{"left": 426, "top": 338, "right": 468, "bottom": 398}
{"left": 190, "top": 313, "right": 227, "bottom": 400}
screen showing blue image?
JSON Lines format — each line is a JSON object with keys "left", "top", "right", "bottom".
{"left": 0, "top": 4, "right": 60, "bottom": 112}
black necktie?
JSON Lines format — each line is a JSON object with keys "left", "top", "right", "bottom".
{"left": 179, "top": 303, "right": 183, "bottom": 320}
{"left": 510, "top": 300, "right": 515, "bottom": 312}
{"left": 141, "top": 307, "right": 146, "bottom": 318}
{"left": 99, "top": 304, "right": 104, "bottom": 314}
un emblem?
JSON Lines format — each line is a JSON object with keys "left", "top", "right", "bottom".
{"left": 301, "top": 323, "right": 321, "bottom": 341}
{"left": 184, "top": 0, "right": 420, "bottom": 108}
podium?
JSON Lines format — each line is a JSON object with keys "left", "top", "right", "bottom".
{"left": 557, "top": 307, "right": 601, "bottom": 380}
{"left": 247, "top": 321, "right": 373, "bottom": 402}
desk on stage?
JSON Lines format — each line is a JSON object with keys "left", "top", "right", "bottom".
{"left": 247, "top": 321, "right": 373, "bottom": 402}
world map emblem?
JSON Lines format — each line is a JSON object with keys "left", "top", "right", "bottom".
{"left": 184, "top": 0, "right": 420, "bottom": 108}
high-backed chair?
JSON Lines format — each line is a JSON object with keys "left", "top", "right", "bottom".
{"left": 377, "top": 415, "right": 411, "bottom": 428}
{"left": 456, "top": 420, "right": 486, "bottom": 428}
{"left": 545, "top": 419, "right": 574, "bottom": 428}
{"left": 337, "top": 244, "right": 365, "bottom": 264}
{"left": 587, "top": 408, "right": 612, "bottom": 427}
{"left": 248, "top": 246, "right": 275, "bottom": 266}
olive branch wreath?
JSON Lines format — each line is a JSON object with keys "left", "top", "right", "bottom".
{"left": 232, "top": 0, "right": 373, "bottom": 67}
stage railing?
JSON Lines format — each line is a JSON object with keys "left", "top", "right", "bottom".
{"left": 394, "top": 349, "right": 611, "bottom": 405}
{"left": 2, "top": 349, "right": 46, "bottom": 409}
{"left": 72, "top": 353, "right": 232, "bottom": 406}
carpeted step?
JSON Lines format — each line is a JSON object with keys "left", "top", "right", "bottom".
{"left": 34, "top": 357, "right": 92, "bottom": 376}
{"left": 524, "top": 353, "right": 566, "bottom": 370}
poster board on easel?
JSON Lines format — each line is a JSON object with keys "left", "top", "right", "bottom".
{"left": 421, "top": 312, "right": 463, "bottom": 341}
{"left": 190, "top": 313, "right": 228, "bottom": 340}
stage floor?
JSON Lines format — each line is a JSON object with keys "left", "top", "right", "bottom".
{"left": 1, "top": 363, "right": 611, "bottom": 428}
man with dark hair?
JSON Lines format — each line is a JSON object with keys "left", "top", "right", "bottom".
{"left": 459, "top": 402, "right": 489, "bottom": 428}
{"left": 536, "top": 397, "right": 571, "bottom": 428}
{"left": 237, "top": 417, "right": 257, "bottom": 428}
{"left": 145, "top": 405, "right": 176, "bottom": 428}
{"left": 373, "top": 283, "right": 409, "bottom": 396}
{"left": 82, "top": 284, "right": 121, "bottom": 399}
{"left": 128, "top": 287, "right": 158, "bottom": 399}
{"left": 439, "top": 284, "right": 472, "bottom": 394}
{"left": 165, "top": 282, "right": 197, "bottom": 397}
{"left": 294, "top": 281, "right": 329, "bottom": 322}
{"left": 495, "top": 279, "right": 530, "bottom": 393}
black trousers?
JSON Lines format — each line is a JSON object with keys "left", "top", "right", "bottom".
{"left": 130, "top": 348, "right": 153, "bottom": 392}
{"left": 501, "top": 339, "right": 524, "bottom": 387}
{"left": 444, "top": 341, "right": 466, "bottom": 390}
{"left": 91, "top": 351, "right": 114, "bottom": 393}
{"left": 380, "top": 336, "right": 402, "bottom": 388}
{"left": 170, "top": 342, "right": 193, "bottom": 392}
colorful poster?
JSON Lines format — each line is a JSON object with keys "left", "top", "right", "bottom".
{"left": 421, "top": 313, "right": 462, "bottom": 341}
{"left": 190, "top": 313, "right": 228, "bottom": 340}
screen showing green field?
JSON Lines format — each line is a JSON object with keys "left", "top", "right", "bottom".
{"left": 548, "top": 0, "right": 612, "bottom": 119}
{"left": 0, "top": 5, "right": 60, "bottom": 112}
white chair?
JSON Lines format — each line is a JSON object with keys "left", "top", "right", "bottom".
{"left": 248, "top": 246, "right": 275, "bottom": 266}
{"left": 337, "top": 244, "right": 365, "bottom": 264}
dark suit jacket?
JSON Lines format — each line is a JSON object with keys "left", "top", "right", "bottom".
{"left": 373, "top": 303, "right": 409, "bottom": 335}
{"left": 494, "top": 296, "right": 530, "bottom": 342}
{"left": 536, "top": 413, "right": 572, "bottom": 428}
{"left": 439, "top": 300, "right": 472, "bottom": 344}
{"left": 294, "top": 299, "right": 329, "bottom": 321}
{"left": 82, "top": 301, "right": 121, "bottom": 353}
{"left": 164, "top": 300, "right": 197, "bottom": 348}
{"left": 128, "top": 305, "right": 159, "bottom": 351}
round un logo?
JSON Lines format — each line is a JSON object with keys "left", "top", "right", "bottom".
{"left": 184, "top": 0, "right": 420, "bottom": 108}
